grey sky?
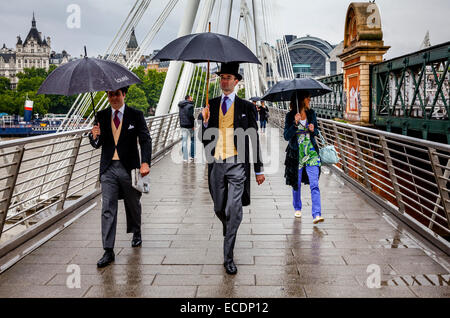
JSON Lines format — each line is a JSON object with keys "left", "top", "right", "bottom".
{"left": 1, "top": 0, "right": 449, "bottom": 60}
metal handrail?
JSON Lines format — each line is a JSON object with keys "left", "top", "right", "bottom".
{"left": 0, "top": 112, "right": 181, "bottom": 252}
{"left": 268, "top": 106, "right": 450, "bottom": 253}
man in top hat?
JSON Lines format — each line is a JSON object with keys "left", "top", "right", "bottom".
{"left": 200, "top": 62, "right": 265, "bottom": 275}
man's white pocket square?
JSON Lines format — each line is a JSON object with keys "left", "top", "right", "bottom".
{"left": 128, "top": 124, "right": 135, "bottom": 129}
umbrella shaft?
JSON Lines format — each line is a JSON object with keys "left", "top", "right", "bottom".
{"left": 206, "top": 60, "right": 210, "bottom": 107}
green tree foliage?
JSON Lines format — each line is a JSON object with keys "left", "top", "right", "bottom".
{"left": 132, "top": 66, "right": 146, "bottom": 82}
{"left": 0, "top": 66, "right": 76, "bottom": 116}
{"left": 130, "top": 67, "right": 166, "bottom": 111}
{"left": 125, "top": 85, "right": 149, "bottom": 114}
{"left": 0, "top": 91, "right": 22, "bottom": 115}
{"left": 25, "top": 91, "right": 50, "bottom": 116}
{"left": 16, "top": 67, "right": 48, "bottom": 79}
{"left": 0, "top": 77, "right": 11, "bottom": 94}
{"left": 16, "top": 76, "right": 45, "bottom": 93}
{"left": 237, "top": 87, "right": 245, "bottom": 99}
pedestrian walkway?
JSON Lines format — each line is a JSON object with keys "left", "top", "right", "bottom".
{"left": 0, "top": 125, "right": 449, "bottom": 298}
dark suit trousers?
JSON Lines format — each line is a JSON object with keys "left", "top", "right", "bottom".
{"left": 210, "top": 160, "right": 246, "bottom": 264}
{"left": 100, "top": 161, "right": 142, "bottom": 250}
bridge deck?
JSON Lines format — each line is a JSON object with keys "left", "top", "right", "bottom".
{"left": 0, "top": 125, "right": 449, "bottom": 298}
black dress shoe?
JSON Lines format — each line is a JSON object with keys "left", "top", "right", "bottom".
{"left": 224, "top": 261, "right": 237, "bottom": 275}
{"left": 131, "top": 232, "right": 142, "bottom": 247}
{"left": 97, "top": 250, "right": 115, "bottom": 268}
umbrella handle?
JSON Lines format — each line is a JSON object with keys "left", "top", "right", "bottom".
{"left": 90, "top": 92, "right": 97, "bottom": 123}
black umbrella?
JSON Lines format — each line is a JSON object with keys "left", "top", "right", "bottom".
{"left": 153, "top": 24, "right": 260, "bottom": 109}
{"left": 249, "top": 96, "right": 261, "bottom": 102}
{"left": 38, "top": 46, "right": 141, "bottom": 119}
{"left": 152, "top": 32, "right": 261, "bottom": 65}
{"left": 261, "top": 78, "right": 332, "bottom": 102}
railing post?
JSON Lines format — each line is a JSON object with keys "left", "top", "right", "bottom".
{"left": 351, "top": 128, "right": 371, "bottom": 189}
{"left": 168, "top": 113, "right": 179, "bottom": 145}
{"left": 0, "top": 145, "right": 24, "bottom": 239}
{"left": 162, "top": 115, "right": 174, "bottom": 148}
{"left": 428, "top": 149, "right": 450, "bottom": 228}
{"left": 332, "top": 123, "right": 348, "bottom": 174}
{"left": 155, "top": 117, "right": 165, "bottom": 154}
{"left": 379, "top": 135, "right": 406, "bottom": 214}
{"left": 56, "top": 135, "right": 82, "bottom": 212}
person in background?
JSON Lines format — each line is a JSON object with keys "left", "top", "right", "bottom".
{"left": 178, "top": 95, "right": 195, "bottom": 162}
{"left": 258, "top": 101, "right": 268, "bottom": 134}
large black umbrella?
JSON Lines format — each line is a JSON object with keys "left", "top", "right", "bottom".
{"left": 38, "top": 47, "right": 141, "bottom": 119}
{"left": 152, "top": 32, "right": 261, "bottom": 65}
{"left": 261, "top": 78, "right": 332, "bottom": 102}
{"left": 153, "top": 25, "right": 260, "bottom": 108}
{"left": 249, "top": 96, "right": 261, "bottom": 102}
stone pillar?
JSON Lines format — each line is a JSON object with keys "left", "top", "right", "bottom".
{"left": 338, "top": 2, "right": 390, "bottom": 124}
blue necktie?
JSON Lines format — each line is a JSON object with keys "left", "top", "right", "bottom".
{"left": 221, "top": 96, "right": 228, "bottom": 115}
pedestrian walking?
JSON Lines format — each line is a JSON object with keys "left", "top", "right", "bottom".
{"left": 200, "top": 62, "right": 265, "bottom": 275}
{"left": 283, "top": 91, "right": 324, "bottom": 223}
{"left": 178, "top": 95, "right": 195, "bottom": 162}
{"left": 258, "top": 101, "right": 268, "bottom": 133}
{"left": 89, "top": 86, "right": 152, "bottom": 268}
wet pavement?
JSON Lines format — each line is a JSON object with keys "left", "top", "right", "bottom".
{"left": 0, "top": 125, "right": 449, "bottom": 298}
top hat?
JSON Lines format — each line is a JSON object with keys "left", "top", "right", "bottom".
{"left": 215, "top": 62, "right": 242, "bottom": 81}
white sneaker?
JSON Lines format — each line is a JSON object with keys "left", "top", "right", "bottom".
{"left": 189, "top": 157, "right": 195, "bottom": 162}
{"left": 313, "top": 216, "right": 324, "bottom": 224}
{"left": 294, "top": 211, "right": 302, "bottom": 218}
{"left": 183, "top": 159, "right": 188, "bottom": 163}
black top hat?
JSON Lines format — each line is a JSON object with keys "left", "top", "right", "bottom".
{"left": 215, "top": 62, "right": 242, "bottom": 81}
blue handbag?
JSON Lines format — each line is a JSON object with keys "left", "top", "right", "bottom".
{"left": 318, "top": 131, "right": 340, "bottom": 165}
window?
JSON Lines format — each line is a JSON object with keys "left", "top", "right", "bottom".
{"left": 31, "top": 49, "right": 34, "bottom": 53}
{"left": 330, "top": 61, "right": 337, "bottom": 75}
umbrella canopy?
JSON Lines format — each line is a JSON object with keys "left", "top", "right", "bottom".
{"left": 37, "top": 57, "right": 142, "bottom": 96}
{"left": 249, "top": 96, "right": 261, "bottom": 102}
{"left": 152, "top": 32, "right": 261, "bottom": 64}
{"left": 261, "top": 78, "right": 332, "bottom": 102}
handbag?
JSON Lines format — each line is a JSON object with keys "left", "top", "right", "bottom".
{"left": 131, "top": 168, "right": 150, "bottom": 193}
{"left": 318, "top": 131, "right": 339, "bottom": 165}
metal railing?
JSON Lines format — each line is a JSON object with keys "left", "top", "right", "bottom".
{"left": 312, "top": 73, "right": 344, "bottom": 119}
{"left": 371, "top": 41, "right": 449, "bottom": 139}
{"left": 268, "top": 107, "right": 450, "bottom": 253}
{"left": 0, "top": 112, "right": 180, "bottom": 256}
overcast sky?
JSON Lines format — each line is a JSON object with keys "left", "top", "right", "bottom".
{"left": 1, "top": 0, "right": 449, "bottom": 60}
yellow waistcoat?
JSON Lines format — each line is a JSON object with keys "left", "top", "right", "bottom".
{"left": 214, "top": 102, "right": 238, "bottom": 160}
{"left": 111, "top": 117, "right": 123, "bottom": 160}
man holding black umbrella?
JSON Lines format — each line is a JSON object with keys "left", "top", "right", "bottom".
{"left": 89, "top": 86, "right": 152, "bottom": 268}
{"left": 200, "top": 62, "right": 265, "bottom": 275}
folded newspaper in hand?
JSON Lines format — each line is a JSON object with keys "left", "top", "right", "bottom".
{"left": 131, "top": 169, "right": 150, "bottom": 193}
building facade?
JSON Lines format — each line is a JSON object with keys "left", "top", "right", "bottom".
{"left": 0, "top": 14, "right": 52, "bottom": 89}
{"left": 283, "top": 35, "right": 343, "bottom": 78}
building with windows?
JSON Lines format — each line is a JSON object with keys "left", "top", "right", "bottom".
{"left": 284, "top": 35, "right": 343, "bottom": 78}
{"left": 0, "top": 13, "right": 70, "bottom": 89}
